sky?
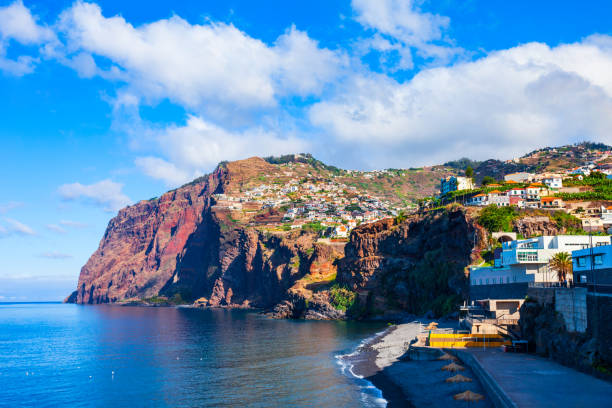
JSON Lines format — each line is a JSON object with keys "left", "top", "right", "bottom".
{"left": 1, "top": 0, "right": 611, "bottom": 301}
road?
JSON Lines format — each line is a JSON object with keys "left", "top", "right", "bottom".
{"left": 468, "top": 349, "right": 612, "bottom": 407}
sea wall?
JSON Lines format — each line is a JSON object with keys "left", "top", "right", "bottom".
{"left": 520, "top": 288, "right": 612, "bottom": 377}
{"left": 587, "top": 294, "right": 612, "bottom": 367}
{"left": 556, "top": 288, "right": 587, "bottom": 333}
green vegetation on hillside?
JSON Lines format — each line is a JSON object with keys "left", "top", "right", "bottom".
{"left": 477, "top": 205, "right": 519, "bottom": 232}
{"left": 557, "top": 172, "right": 612, "bottom": 201}
{"left": 444, "top": 157, "right": 482, "bottom": 171}
{"left": 329, "top": 284, "right": 356, "bottom": 311}
{"left": 301, "top": 221, "right": 326, "bottom": 233}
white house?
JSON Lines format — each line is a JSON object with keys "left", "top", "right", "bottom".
{"left": 487, "top": 191, "right": 510, "bottom": 207}
{"left": 543, "top": 176, "right": 563, "bottom": 189}
{"left": 526, "top": 183, "right": 546, "bottom": 201}
{"left": 507, "top": 188, "right": 526, "bottom": 198}
{"left": 467, "top": 193, "right": 488, "bottom": 206}
{"left": 335, "top": 225, "right": 349, "bottom": 238}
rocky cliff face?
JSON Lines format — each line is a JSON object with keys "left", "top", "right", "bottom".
{"left": 336, "top": 207, "right": 485, "bottom": 317}
{"left": 67, "top": 156, "right": 487, "bottom": 320}
{"left": 67, "top": 157, "right": 337, "bottom": 309}
{"left": 70, "top": 176, "right": 216, "bottom": 304}
{"left": 512, "top": 216, "right": 562, "bottom": 237}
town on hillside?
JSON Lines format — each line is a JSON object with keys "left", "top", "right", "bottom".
{"left": 429, "top": 145, "right": 612, "bottom": 363}
{"left": 209, "top": 145, "right": 612, "bottom": 242}
{"left": 211, "top": 155, "right": 441, "bottom": 239}
{"left": 438, "top": 146, "right": 612, "bottom": 231}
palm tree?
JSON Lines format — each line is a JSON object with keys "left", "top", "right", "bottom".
{"left": 549, "top": 252, "right": 573, "bottom": 284}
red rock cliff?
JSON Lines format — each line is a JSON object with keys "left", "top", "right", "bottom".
{"left": 66, "top": 157, "right": 330, "bottom": 307}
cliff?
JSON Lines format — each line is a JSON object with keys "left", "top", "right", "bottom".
{"left": 67, "top": 157, "right": 341, "bottom": 309}
{"left": 335, "top": 207, "right": 485, "bottom": 318}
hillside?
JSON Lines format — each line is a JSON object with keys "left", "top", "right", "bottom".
{"left": 445, "top": 142, "right": 612, "bottom": 182}
{"left": 66, "top": 142, "right": 611, "bottom": 319}
{"left": 65, "top": 156, "right": 451, "bottom": 306}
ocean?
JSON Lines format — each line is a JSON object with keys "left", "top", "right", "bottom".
{"left": 0, "top": 303, "right": 388, "bottom": 407}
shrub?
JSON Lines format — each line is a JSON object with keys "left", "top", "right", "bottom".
{"left": 329, "top": 284, "right": 356, "bottom": 311}
{"left": 477, "top": 205, "right": 519, "bottom": 232}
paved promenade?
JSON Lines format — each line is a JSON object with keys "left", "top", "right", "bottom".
{"left": 467, "top": 349, "right": 612, "bottom": 407}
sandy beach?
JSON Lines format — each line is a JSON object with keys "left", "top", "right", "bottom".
{"left": 351, "top": 321, "right": 493, "bottom": 408}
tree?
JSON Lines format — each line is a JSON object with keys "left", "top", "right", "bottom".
{"left": 465, "top": 166, "right": 474, "bottom": 178}
{"left": 482, "top": 176, "right": 497, "bottom": 185}
{"left": 549, "top": 252, "right": 573, "bottom": 283}
{"left": 477, "top": 205, "right": 518, "bottom": 232}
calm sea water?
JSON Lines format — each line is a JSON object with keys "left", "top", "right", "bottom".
{"left": 0, "top": 303, "right": 387, "bottom": 407}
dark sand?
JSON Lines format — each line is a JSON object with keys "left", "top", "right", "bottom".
{"left": 353, "top": 322, "right": 493, "bottom": 408}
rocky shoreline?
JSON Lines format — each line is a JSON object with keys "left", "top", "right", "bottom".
{"left": 348, "top": 321, "right": 493, "bottom": 408}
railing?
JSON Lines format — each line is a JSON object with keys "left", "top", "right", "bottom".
{"left": 465, "top": 316, "right": 520, "bottom": 326}
{"left": 528, "top": 282, "right": 574, "bottom": 289}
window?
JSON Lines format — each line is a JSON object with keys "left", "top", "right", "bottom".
{"left": 486, "top": 279, "right": 489, "bottom": 284}
{"left": 518, "top": 251, "right": 538, "bottom": 262}
{"left": 479, "top": 279, "right": 483, "bottom": 285}
{"left": 577, "top": 257, "right": 586, "bottom": 267}
{"left": 513, "top": 275, "right": 517, "bottom": 282}
{"left": 492, "top": 278, "right": 496, "bottom": 284}
{"left": 506, "top": 277, "right": 510, "bottom": 283}
{"left": 594, "top": 255, "right": 603, "bottom": 265}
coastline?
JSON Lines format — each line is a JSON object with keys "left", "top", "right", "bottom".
{"left": 346, "top": 321, "right": 493, "bottom": 408}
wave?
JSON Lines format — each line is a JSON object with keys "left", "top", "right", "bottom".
{"left": 335, "top": 328, "right": 391, "bottom": 408}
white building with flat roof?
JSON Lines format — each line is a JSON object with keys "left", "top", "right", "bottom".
{"left": 471, "top": 235, "right": 612, "bottom": 287}
{"left": 504, "top": 172, "right": 533, "bottom": 183}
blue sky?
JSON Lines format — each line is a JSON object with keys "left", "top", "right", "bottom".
{"left": 1, "top": 0, "right": 611, "bottom": 301}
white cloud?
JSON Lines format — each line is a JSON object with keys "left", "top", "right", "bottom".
{"left": 135, "top": 115, "right": 309, "bottom": 186}
{"left": 46, "top": 224, "right": 66, "bottom": 234}
{"left": 0, "top": 201, "right": 23, "bottom": 214}
{"left": 135, "top": 157, "right": 193, "bottom": 187}
{"left": 310, "top": 37, "right": 612, "bottom": 168}
{"left": 38, "top": 251, "right": 73, "bottom": 259}
{"left": 46, "top": 219, "right": 89, "bottom": 233}
{"left": 59, "top": 219, "right": 88, "bottom": 228}
{"left": 0, "top": 1, "right": 53, "bottom": 43}
{"left": 56, "top": 2, "right": 342, "bottom": 113}
{"left": 0, "top": 218, "right": 36, "bottom": 237}
{"left": 58, "top": 179, "right": 131, "bottom": 212}
{"left": 351, "top": 0, "right": 460, "bottom": 70}
{"left": 0, "top": 1, "right": 55, "bottom": 75}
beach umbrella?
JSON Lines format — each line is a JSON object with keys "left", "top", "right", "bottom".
{"left": 453, "top": 390, "right": 484, "bottom": 402}
{"left": 442, "top": 362, "right": 465, "bottom": 372}
{"left": 438, "top": 353, "right": 458, "bottom": 361}
{"left": 445, "top": 374, "right": 473, "bottom": 383}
